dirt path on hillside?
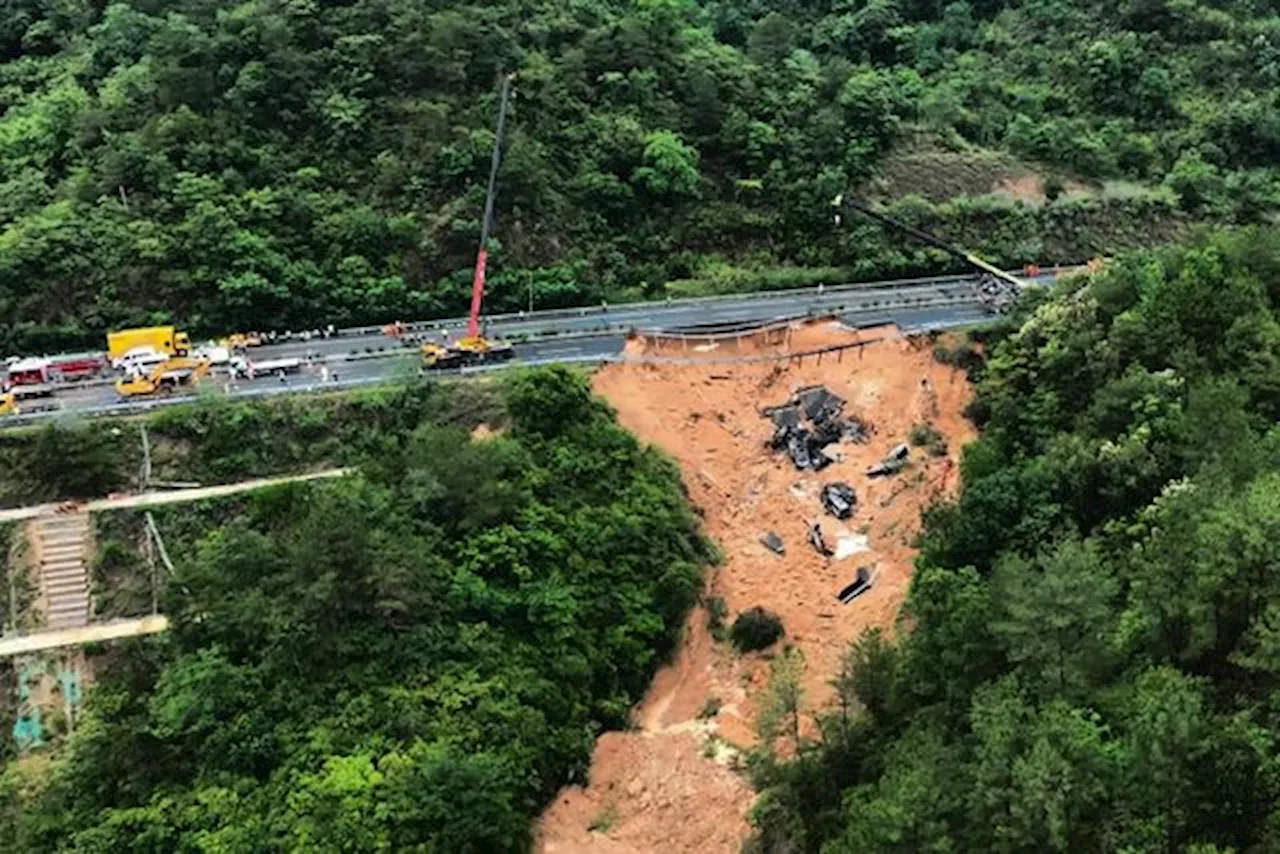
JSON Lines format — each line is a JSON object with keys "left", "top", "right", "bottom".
{"left": 535, "top": 322, "right": 977, "bottom": 853}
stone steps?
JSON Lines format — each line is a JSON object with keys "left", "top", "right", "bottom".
{"left": 34, "top": 510, "right": 92, "bottom": 630}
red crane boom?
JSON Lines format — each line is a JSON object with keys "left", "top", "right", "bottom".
{"left": 467, "top": 73, "right": 516, "bottom": 339}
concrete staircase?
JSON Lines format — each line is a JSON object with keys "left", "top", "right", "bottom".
{"left": 34, "top": 512, "right": 92, "bottom": 630}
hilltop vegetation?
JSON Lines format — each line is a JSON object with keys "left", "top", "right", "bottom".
{"left": 748, "top": 228, "right": 1280, "bottom": 852}
{"left": 2, "top": 0, "right": 1279, "bottom": 350}
{"left": 0, "top": 367, "right": 714, "bottom": 851}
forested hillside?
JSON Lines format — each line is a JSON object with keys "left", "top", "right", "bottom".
{"left": 0, "top": 368, "right": 715, "bottom": 852}
{"left": 3, "top": 0, "right": 1279, "bottom": 351}
{"left": 748, "top": 228, "right": 1280, "bottom": 852}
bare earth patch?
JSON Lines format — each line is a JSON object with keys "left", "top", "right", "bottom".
{"left": 535, "top": 321, "right": 977, "bottom": 853}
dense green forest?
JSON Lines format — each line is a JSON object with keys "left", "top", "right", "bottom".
{"left": 749, "top": 227, "right": 1280, "bottom": 852}
{"left": 3, "top": 0, "right": 1280, "bottom": 351}
{"left": 0, "top": 367, "right": 714, "bottom": 852}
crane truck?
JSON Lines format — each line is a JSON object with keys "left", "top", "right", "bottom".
{"left": 422, "top": 74, "right": 517, "bottom": 371}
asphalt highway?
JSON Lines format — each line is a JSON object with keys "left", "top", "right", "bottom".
{"left": 5, "top": 269, "right": 1069, "bottom": 423}
{"left": 236, "top": 273, "right": 991, "bottom": 360}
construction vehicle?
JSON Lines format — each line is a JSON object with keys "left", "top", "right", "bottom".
{"left": 226, "top": 332, "right": 263, "bottom": 351}
{"left": 423, "top": 74, "right": 517, "bottom": 370}
{"left": 114, "top": 357, "right": 210, "bottom": 398}
{"left": 108, "top": 326, "right": 192, "bottom": 366}
{"left": 0, "top": 389, "right": 58, "bottom": 417}
{"left": 835, "top": 195, "right": 1026, "bottom": 313}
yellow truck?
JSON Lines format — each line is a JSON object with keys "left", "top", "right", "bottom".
{"left": 114, "top": 357, "right": 210, "bottom": 398}
{"left": 0, "top": 391, "right": 16, "bottom": 417}
{"left": 107, "top": 326, "right": 192, "bottom": 366}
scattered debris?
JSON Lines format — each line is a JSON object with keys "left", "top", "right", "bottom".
{"left": 835, "top": 532, "right": 870, "bottom": 560}
{"left": 820, "top": 482, "right": 857, "bottom": 519}
{"left": 867, "top": 443, "right": 910, "bottom": 477}
{"left": 843, "top": 416, "right": 872, "bottom": 444}
{"left": 808, "top": 522, "right": 833, "bottom": 557}
{"left": 795, "top": 385, "right": 844, "bottom": 424}
{"left": 760, "top": 532, "right": 786, "bottom": 555}
{"left": 837, "top": 566, "right": 874, "bottom": 604}
{"left": 764, "top": 385, "right": 872, "bottom": 472}
{"left": 764, "top": 403, "right": 803, "bottom": 429}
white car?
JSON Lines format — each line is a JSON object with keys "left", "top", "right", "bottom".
{"left": 114, "top": 346, "right": 169, "bottom": 372}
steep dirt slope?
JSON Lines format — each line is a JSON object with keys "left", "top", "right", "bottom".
{"left": 536, "top": 322, "right": 976, "bottom": 853}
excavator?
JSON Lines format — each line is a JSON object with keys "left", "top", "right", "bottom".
{"left": 422, "top": 74, "right": 517, "bottom": 370}
{"left": 835, "top": 194, "right": 1027, "bottom": 313}
{"left": 115, "top": 356, "right": 210, "bottom": 398}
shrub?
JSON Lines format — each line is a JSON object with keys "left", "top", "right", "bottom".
{"left": 909, "top": 422, "right": 949, "bottom": 457}
{"left": 706, "top": 595, "right": 729, "bottom": 641}
{"left": 730, "top": 607, "right": 784, "bottom": 652}
{"left": 909, "top": 422, "right": 942, "bottom": 447}
{"left": 1044, "top": 174, "right": 1065, "bottom": 202}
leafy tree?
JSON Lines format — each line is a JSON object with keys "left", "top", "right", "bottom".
{"left": 631, "top": 130, "right": 701, "bottom": 199}
{"left": 990, "top": 538, "right": 1117, "bottom": 699}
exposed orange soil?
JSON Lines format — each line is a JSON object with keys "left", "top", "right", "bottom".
{"left": 535, "top": 322, "right": 976, "bottom": 854}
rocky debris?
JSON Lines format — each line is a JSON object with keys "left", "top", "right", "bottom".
{"left": 867, "top": 443, "right": 910, "bottom": 478}
{"left": 760, "top": 532, "right": 786, "bottom": 555}
{"left": 774, "top": 426, "right": 835, "bottom": 472}
{"left": 837, "top": 566, "right": 874, "bottom": 604}
{"left": 764, "top": 386, "right": 872, "bottom": 472}
{"left": 808, "top": 522, "right": 832, "bottom": 557}
{"left": 843, "top": 416, "right": 872, "bottom": 444}
{"left": 820, "top": 482, "right": 857, "bottom": 520}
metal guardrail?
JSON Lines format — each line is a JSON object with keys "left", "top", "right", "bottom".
{"left": 237, "top": 264, "right": 1079, "bottom": 341}
{"left": 330, "top": 273, "right": 984, "bottom": 338}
